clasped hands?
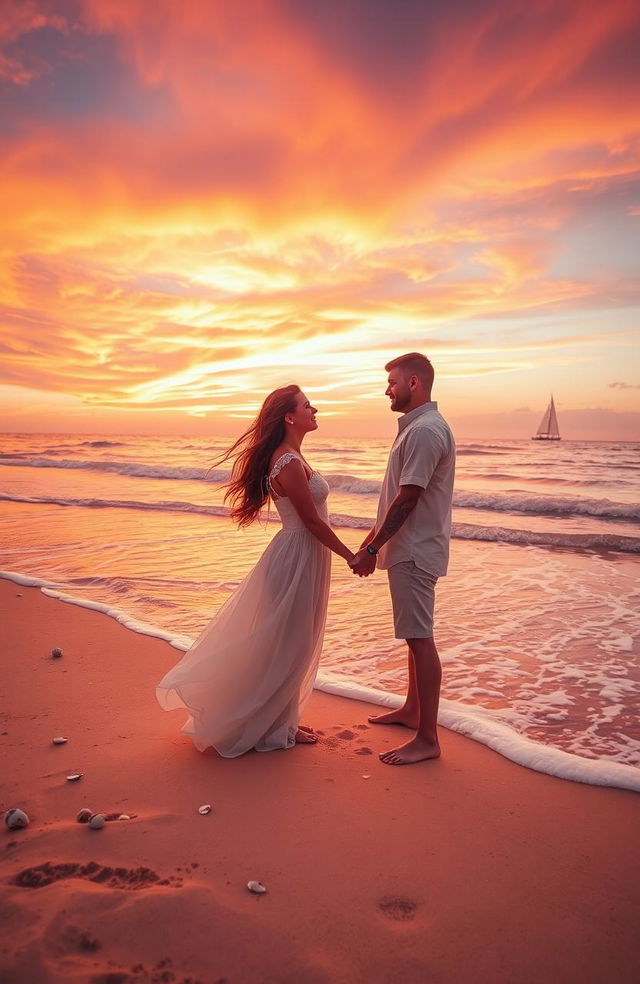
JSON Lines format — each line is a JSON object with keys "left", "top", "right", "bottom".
{"left": 348, "top": 546, "right": 376, "bottom": 578}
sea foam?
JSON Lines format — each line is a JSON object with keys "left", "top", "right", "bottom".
{"left": 2, "top": 492, "right": 638, "bottom": 553}
{"left": 313, "top": 675, "right": 640, "bottom": 793}
{"left": 2, "top": 455, "right": 638, "bottom": 522}
{"left": 3, "top": 570, "right": 638, "bottom": 793}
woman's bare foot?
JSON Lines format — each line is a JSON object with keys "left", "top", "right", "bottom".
{"left": 368, "top": 708, "right": 419, "bottom": 729}
{"left": 295, "top": 725, "right": 318, "bottom": 744}
{"left": 379, "top": 736, "right": 440, "bottom": 765}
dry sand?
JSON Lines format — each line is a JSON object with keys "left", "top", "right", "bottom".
{"left": 1, "top": 578, "right": 638, "bottom": 984}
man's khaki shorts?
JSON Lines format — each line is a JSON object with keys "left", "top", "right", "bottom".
{"left": 387, "top": 561, "right": 438, "bottom": 640}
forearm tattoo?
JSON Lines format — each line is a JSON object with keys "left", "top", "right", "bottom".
{"left": 375, "top": 498, "right": 415, "bottom": 546}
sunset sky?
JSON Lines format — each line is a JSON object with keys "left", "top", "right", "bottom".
{"left": 1, "top": 0, "right": 639, "bottom": 439}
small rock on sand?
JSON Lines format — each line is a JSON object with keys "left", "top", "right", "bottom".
{"left": 4, "top": 809, "right": 30, "bottom": 830}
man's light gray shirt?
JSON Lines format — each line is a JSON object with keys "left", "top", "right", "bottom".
{"left": 376, "top": 402, "right": 455, "bottom": 577}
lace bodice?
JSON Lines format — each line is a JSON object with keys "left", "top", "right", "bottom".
{"left": 268, "top": 453, "right": 330, "bottom": 529}
{"left": 268, "top": 452, "right": 300, "bottom": 488}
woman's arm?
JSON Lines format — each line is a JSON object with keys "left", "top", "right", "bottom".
{"left": 275, "top": 460, "right": 354, "bottom": 563}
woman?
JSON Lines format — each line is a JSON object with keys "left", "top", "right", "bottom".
{"left": 156, "top": 385, "right": 355, "bottom": 757}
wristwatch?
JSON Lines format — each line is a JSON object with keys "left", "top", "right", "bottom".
{"left": 365, "top": 544, "right": 378, "bottom": 556}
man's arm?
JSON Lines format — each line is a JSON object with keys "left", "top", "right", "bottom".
{"left": 358, "top": 527, "right": 376, "bottom": 550}
{"left": 350, "top": 485, "right": 421, "bottom": 575}
{"left": 369, "top": 484, "right": 421, "bottom": 552}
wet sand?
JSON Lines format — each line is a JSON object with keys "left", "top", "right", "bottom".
{"left": 1, "top": 579, "right": 638, "bottom": 983}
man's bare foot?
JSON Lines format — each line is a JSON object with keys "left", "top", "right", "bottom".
{"left": 295, "top": 726, "right": 318, "bottom": 744}
{"left": 368, "top": 708, "right": 419, "bottom": 729}
{"left": 379, "top": 736, "right": 440, "bottom": 765}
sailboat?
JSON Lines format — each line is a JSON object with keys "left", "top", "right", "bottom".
{"left": 532, "top": 395, "right": 561, "bottom": 440}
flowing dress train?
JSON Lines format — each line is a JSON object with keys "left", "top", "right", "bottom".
{"left": 156, "top": 454, "right": 331, "bottom": 757}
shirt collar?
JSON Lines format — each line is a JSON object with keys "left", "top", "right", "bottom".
{"left": 397, "top": 401, "right": 438, "bottom": 433}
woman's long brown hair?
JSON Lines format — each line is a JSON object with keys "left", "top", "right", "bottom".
{"left": 212, "top": 385, "right": 301, "bottom": 527}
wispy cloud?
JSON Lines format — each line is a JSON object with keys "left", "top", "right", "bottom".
{"left": 0, "top": 0, "right": 639, "bottom": 435}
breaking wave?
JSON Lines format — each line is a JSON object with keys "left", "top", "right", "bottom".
{"left": 2, "top": 491, "right": 638, "bottom": 554}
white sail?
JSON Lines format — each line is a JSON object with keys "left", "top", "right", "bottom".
{"left": 533, "top": 395, "right": 561, "bottom": 440}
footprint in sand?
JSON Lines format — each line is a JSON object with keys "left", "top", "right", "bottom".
{"left": 44, "top": 922, "right": 102, "bottom": 959}
{"left": 90, "top": 974, "right": 132, "bottom": 984}
{"left": 378, "top": 898, "right": 419, "bottom": 922}
{"left": 10, "top": 861, "right": 179, "bottom": 891}
{"left": 355, "top": 746, "right": 373, "bottom": 755}
{"left": 90, "top": 956, "right": 210, "bottom": 984}
{"left": 335, "top": 728, "right": 356, "bottom": 740}
{"left": 62, "top": 925, "right": 101, "bottom": 953}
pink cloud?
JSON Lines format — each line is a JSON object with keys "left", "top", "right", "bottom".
{"left": 0, "top": 0, "right": 639, "bottom": 433}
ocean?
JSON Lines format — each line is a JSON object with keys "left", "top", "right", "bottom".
{"left": 1, "top": 432, "right": 638, "bottom": 791}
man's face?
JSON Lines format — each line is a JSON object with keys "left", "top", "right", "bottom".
{"left": 385, "top": 369, "right": 412, "bottom": 412}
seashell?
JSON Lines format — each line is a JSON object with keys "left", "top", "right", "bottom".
{"left": 4, "top": 808, "right": 30, "bottom": 830}
{"left": 76, "top": 808, "right": 93, "bottom": 823}
{"left": 16, "top": 593, "right": 23, "bottom": 597}
{"left": 88, "top": 814, "right": 105, "bottom": 830}
{"left": 198, "top": 804, "right": 212, "bottom": 815}
{"left": 361, "top": 774, "right": 371, "bottom": 779}
{"left": 52, "top": 737, "right": 68, "bottom": 745}
{"left": 247, "top": 880, "right": 267, "bottom": 894}
{"left": 66, "top": 773, "right": 83, "bottom": 782}
{"left": 51, "top": 647, "right": 63, "bottom": 658}
{"left": 117, "top": 814, "right": 131, "bottom": 821}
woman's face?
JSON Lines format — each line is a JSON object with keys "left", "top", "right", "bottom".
{"left": 289, "top": 391, "right": 318, "bottom": 432}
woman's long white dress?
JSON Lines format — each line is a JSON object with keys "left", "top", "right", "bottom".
{"left": 156, "top": 454, "right": 332, "bottom": 757}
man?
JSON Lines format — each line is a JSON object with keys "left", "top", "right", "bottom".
{"left": 350, "top": 353, "right": 455, "bottom": 765}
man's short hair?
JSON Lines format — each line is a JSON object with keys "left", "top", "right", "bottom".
{"left": 385, "top": 352, "right": 434, "bottom": 391}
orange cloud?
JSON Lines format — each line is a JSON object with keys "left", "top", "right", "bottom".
{"left": 2, "top": 0, "right": 637, "bottom": 227}
{"left": 0, "top": 0, "right": 639, "bottom": 435}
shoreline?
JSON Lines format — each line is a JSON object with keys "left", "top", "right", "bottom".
{"left": 2, "top": 569, "right": 639, "bottom": 793}
{"left": 1, "top": 579, "right": 639, "bottom": 982}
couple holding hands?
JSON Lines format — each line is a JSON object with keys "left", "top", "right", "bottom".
{"left": 157, "top": 352, "right": 455, "bottom": 767}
